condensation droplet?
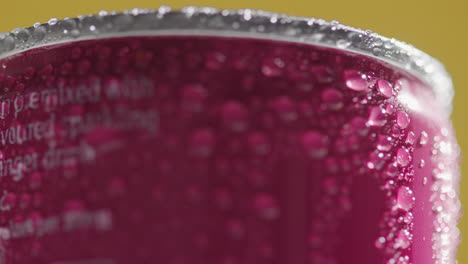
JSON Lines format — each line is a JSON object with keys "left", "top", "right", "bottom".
{"left": 395, "top": 186, "right": 415, "bottom": 211}
{"left": 81, "top": 16, "right": 104, "bottom": 33}
{"left": 272, "top": 96, "right": 297, "bottom": 121}
{"left": 336, "top": 39, "right": 351, "bottom": 49}
{"left": 405, "top": 131, "right": 416, "bottom": 145}
{"left": 367, "top": 106, "right": 387, "bottom": 127}
{"left": 321, "top": 87, "right": 344, "bottom": 110}
{"left": 205, "top": 51, "right": 226, "bottom": 70}
{"left": 376, "top": 79, "right": 393, "bottom": 98}
{"left": 394, "top": 229, "right": 411, "bottom": 249}
{"left": 310, "top": 65, "right": 333, "bottom": 83}
{"left": 70, "top": 29, "right": 81, "bottom": 38}
{"left": 221, "top": 101, "right": 249, "bottom": 132}
{"left": 377, "top": 135, "right": 392, "bottom": 152}
{"left": 345, "top": 70, "right": 368, "bottom": 91}
{"left": 385, "top": 103, "right": 396, "bottom": 115}
{"left": 324, "top": 157, "right": 339, "bottom": 174}
{"left": 441, "top": 127, "right": 449, "bottom": 137}
{"left": 339, "top": 196, "right": 352, "bottom": 211}
{"left": 396, "top": 111, "right": 410, "bottom": 129}
{"left": 419, "top": 159, "right": 426, "bottom": 168}
{"left": 391, "top": 126, "right": 401, "bottom": 138}
{"left": 398, "top": 212, "right": 414, "bottom": 225}
{"left": 301, "top": 130, "right": 328, "bottom": 159}
{"left": 372, "top": 47, "right": 383, "bottom": 56}
{"left": 189, "top": 129, "right": 215, "bottom": 158}
{"left": 419, "top": 131, "right": 429, "bottom": 146}
{"left": 48, "top": 18, "right": 59, "bottom": 26}
{"left": 261, "top": 57, "right": 285, "bottom": 77}
{"left": 58, "top": 19, "right": 77, "bottom": 35}
{"left": 341, "top": 117, "right": 369, "bottom": 136}
{"left": 113, "top": 14, "right": 134, "bottom": 31}
{"left": 32, "top": 25, "right": 47, "bottom": 41}
{"left": 367, "top": 151, "right": 385, "bottom": 170}
{"left": 247, "top": 132, "right": 270, "bottom": 155}
{"left": 375, "top": 236, "right": 386, "bottom": 249}
{"left": 396, "top": 147, "right": 411, "bottom": 167}
{"left": 12, "top": 28, "right": 30, "bottom": 43}
{"left": 254, "top": 193, "right": 280, "bottom": 221}
{"left": 1, "top": 35, "right": 15, "bottom": 51}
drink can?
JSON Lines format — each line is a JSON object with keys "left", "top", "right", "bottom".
{"left": 0, "top": 6, "right": 460, "bottom": 264}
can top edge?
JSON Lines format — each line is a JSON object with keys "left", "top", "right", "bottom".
{"left": 0, "top": 6, "right": 454, "bottom": 114}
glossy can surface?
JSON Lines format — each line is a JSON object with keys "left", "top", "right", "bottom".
{"left": 0, "top": 7, "right": 460, "bottom": 264}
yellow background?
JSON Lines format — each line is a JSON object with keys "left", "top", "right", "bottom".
{"left": 0, "top": 0, "right": 466, "bottom": 261}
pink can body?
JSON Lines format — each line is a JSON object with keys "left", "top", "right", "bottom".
{"left": 0, "top": 11, "right": 460, "bottom": 264}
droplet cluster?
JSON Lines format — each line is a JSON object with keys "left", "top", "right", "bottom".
{"left": 429, "top": 130, "right": 461, "bottom": 264}
{"left": 0, "top": 6, "right": 454, "bottom": 116}
{"left": 0, "top": 34, "right": 458, "bottom": 264}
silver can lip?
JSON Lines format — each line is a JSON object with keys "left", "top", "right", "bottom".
{"left": 0, "top": 6, "right": 454, "bottom": 115}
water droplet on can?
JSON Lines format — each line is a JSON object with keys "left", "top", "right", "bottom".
{"left": 345, "top": 70, "right": 368, "bottom": 91}
{"left": 12, "top": 28, "right": 30, "bottom": 43}
{"left": 221, "top": 101, "right": 249, "bottom": 132}
{"left": 0, "top": 35, "right": 15, "bottom": 51}
{"left": 58, "top": 19, "right": 77, "bottom": 35}
{"left": 254, "top": 193, "right": 280, "bottom": 220}
{"left": 301, "top": 130, "right": 328, "bottom": 159}
{"left": 367, "top": 151, "right": 385, "bottom": 170}
{"left": 367, "top": 106, "right": 387, "bottom": 127}
{"left": 419, "top": 159, "right": 426, "bottom": 169}
{"left": 396, "top": 147, "right": 411, "bottom": 167}
{"left": 396, "top": 111, "right": 410, "bottom": 129}
{"left": 375, "top": 236, "right": 386, "bottom": 249}
{"left": 377, "top": 135, "right": 393, "bottom": 151}
{"left": 189, "top": 129, "right": 215, "bottom": 158}
{"left": 113, "top": 14, "right": 134, "bottom": 31}
{"left": 272, "top": 96, "right": 297, "bottom": 121}
{"left": 47, "top": 18, "right": 59, "bottom": 26}
{"left": 247, "top": 132, "right": 270, "bottom": 155}
{"left": 419, "top": 131, "right": 429, "bottom": 146}
{"left": 405, "top": 131, "right": 416, "bottom": 145}
{"left": 336, "top": 39, "right": 351, "bottom": 49}
{"left": 321, "top": 87, "right": 344, "bottom": 110}
{"left": 261, "top": 57, "right": 285, "bottom": 77}
{"left": 32, "top": 25, "right": 47, "bottom": 41}
{"left": 376, "top": 79, "right": 393, "bottom": 98}
{"left": 181, "top": 84, "right": 207, "bottom": 112}
{"left": 394, "top": 229, "right": 411, "bottom": 249}
{"left": 395, "top": 186, "right": 415, "bottom": 211}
